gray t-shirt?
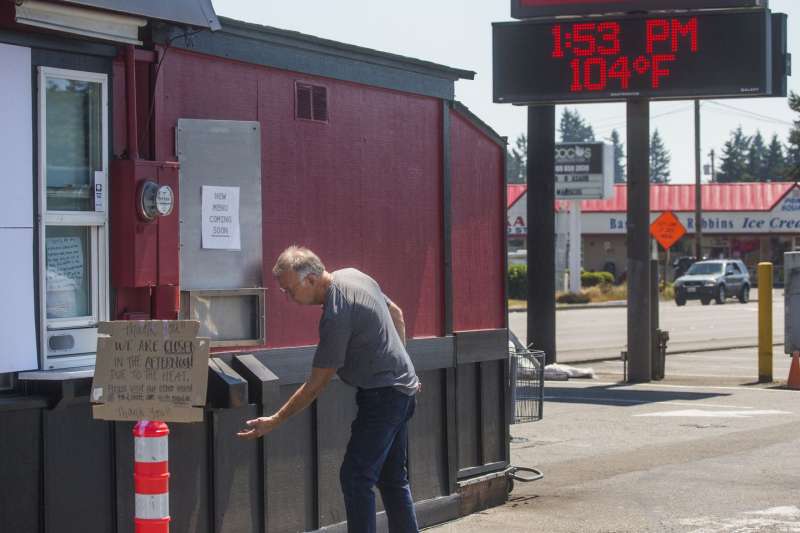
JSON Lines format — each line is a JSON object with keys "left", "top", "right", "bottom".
{"left": 312, "top": 268, "right": 419, "bottom": 396}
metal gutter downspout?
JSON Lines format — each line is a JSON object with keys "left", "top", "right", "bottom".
{"left": 125, "top": 44, "right": 139, "bottom": 160}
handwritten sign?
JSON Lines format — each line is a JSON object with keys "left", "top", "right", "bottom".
{"left": 91, "top": 321, "right": 209, "bottom": 423}
{"left": 650, "top": 211, "right": 687, "bottom": 250}
{"left": 201, "top": 185, "right": 241, "bottom": 250}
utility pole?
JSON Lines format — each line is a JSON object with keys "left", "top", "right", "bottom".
{"left": 709, "top": 149, "right": 716, "bottom": 183}
{"left": 694, "top": 100, "right": 702, "bottom": 260}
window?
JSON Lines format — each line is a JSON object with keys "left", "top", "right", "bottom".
{"left": 38, "top": 67, "right": 109, "bottom": 370}
{"left": 295, "top": 82, "right": 328, "bottom": 122}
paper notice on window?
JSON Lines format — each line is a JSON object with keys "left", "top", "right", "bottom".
{"left": 46, "top": 236, "right": 85, "bottom": 318}
{"left": 201, "top": 186, "right": 241, "bottom": 250}
{"left": 46, "top": 237, "right": 84, "bottom": 291}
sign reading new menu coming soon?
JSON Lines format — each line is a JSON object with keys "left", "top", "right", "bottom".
{"left": 91, "top": 321, "right": 209, "bottom": 423}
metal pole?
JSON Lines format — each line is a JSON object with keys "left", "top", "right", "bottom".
{"left": 527, "top": 105, "right": 557, "bottom": 364}
{"left": 626, "top": 99, "right": 652, "bottom": 383}
{"left": 758, "top": 262, "right": 773, "bottom": 383}
{"left": 694, "top": 100, "right": 702, "bottom": 260}
{"left": 568, "top": 200, "right": 582, "bottom": 293}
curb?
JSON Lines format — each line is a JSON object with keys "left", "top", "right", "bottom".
{"left": 510, "top": 301, "right": 628, "bottom": 313}
{"left": 562, "top": 341, "right": 784, "bottom": 365}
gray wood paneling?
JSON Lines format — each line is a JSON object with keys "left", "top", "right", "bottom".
{"left": 266, "top": 386, "right": 317, "bottom": 532}
{"left": 44, "top": 405, "right": 114, "bottom": 533}
{"left": 408, "top": 369, "right": 448, "bottom": 502}
{"left": 213, "top": 406, "right": 262, "bottom": 533}
{"left": 0, "top": 408, "right": 42, "bottom": 533}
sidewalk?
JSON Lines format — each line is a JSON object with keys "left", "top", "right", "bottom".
{"left": 510, "top": 287, "right": 778, "bottom": 313}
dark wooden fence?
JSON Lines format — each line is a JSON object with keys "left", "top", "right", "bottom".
{"left": 0, "top": 329, "right": 509, "bottom": 533}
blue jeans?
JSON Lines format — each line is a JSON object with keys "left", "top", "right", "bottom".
{"left": 340, "top": 387, "right": 419, "bottom": 533}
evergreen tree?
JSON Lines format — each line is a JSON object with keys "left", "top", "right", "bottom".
{"left": 788, "top": 91, "right": 800, "bottom": 181}
{"left": 746, "top": 131, "right": 767, "bottom": 181}
{"left": 611, "top": 129, "right": 625, "bottom": 183}
{"left": 765, "top": 134, "right": 786, "bottom": 181}
{"left": 649, "top": 129, "right": 671, "bottom": 183}
{"left": 717, "top": 126, "right": 751, "bottom": 182}
{"left": 559, "top": 108, "right": 595, "bottom": 142}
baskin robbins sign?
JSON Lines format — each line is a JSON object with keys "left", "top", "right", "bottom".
{"left": 583, "top": 187, "right": 800, "bottom": 235}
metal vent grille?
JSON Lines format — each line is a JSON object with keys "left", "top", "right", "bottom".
{"left": 295, "top": 82, "right": 327, "bottom": 122}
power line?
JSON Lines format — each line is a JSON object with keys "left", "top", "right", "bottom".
{"left": 705, "top": 101, "right": 794, "bottom": 127}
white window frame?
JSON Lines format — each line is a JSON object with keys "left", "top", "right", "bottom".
{"left": 37, "top": 66, "right": 109, "bottom": 370}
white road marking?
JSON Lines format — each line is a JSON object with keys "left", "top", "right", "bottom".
{"left": 635, "top": 409, "right": 790, "bottom": 418}
{"left": 678, "top": 505, "right": 800, "bottom": 533}
{"left": 560, "top": 380, "right": 799, "bottom": 393}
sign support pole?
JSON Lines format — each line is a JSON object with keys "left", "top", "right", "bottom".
{"left": 627, "top": 99, "right": 652, "bottom": 382}
{"left": 694, "top": 100, "right": 703, "bottom": 259}
{"left": 569, "top": 200, "right": 582, "bottom": 293}
{"left": 527, "top": 105, "right": 557, "bottom": 365}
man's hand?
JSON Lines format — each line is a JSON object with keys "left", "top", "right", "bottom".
{"left": 237, "top": 415, "right": 281, "bottom": 440}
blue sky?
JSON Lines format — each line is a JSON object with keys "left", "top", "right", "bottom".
{"left": 213, "top": 1, "right": 798, "bottom": 183}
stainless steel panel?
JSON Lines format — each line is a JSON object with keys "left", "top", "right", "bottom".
{"left": 181, "top": 289, "right": 266, "bottom": 347}
{"left": 177, "top": 119, "right": 262, "bottom": 290}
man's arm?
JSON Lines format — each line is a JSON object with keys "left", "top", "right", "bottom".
{"left": 236, "top": 366, "right": 337, "bottom": 440}
{"left": 386, "top": 298, "right": 406, "bottom": 345}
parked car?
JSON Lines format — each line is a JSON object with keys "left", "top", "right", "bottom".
{"left": 673, "top": 259, "right": 750, "bottom": 306}
{"left": 671, "top": 255, "right": 698, "bottom": 279}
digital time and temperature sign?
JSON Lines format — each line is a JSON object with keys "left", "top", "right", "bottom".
{"left": 511, "top": 0, "right": 767, "bottom": 20}
{"left": 494, "top": 10, "right": 783, "bottom": 104}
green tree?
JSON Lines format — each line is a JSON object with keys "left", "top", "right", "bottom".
{"left": 765, "top": 134, "right": 786, "bottom": 181}
{"left": 611, "top": 129, "right": 625, "bottom": 183}
{"left": 649, "top": 129, "right": 671, "bottom": 183}
{"left": 559, "top": 108, "right": 595, "bottom": 142}
{"left": 717, "top": 126, "right": 751, "bottom": 182}
{"left": 788, "top": 91, "right": 800, "bottom": 181}
{"left": 746, "top": 131, "right": 767, "bottom": 181}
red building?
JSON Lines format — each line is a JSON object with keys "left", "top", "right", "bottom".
{"left": 0, "top": 2, "right": 510, "bottom": 531}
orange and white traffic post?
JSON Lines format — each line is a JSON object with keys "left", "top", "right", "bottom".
{"left": 134, "top": 421, "right": 171, "bottom": 533}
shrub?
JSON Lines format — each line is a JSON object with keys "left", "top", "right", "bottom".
{"left": 556, "top": 292, "right": 590, "bottom": 304}
{"left": 581, "top": 270, "right": 614, "bottom": 287}
{"left": 508, "top": 264, "right": 527, "bottom": 300}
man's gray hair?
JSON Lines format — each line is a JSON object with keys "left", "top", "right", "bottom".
{"left": 272, "top": 245, "right": 326, "bottom": 280}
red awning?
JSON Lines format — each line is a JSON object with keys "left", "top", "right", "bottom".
{"left": 508, "top": 183, "right": 798, "bottom": 212}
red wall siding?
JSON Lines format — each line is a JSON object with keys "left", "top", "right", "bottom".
{"left": 154, "top": 50, "right": 443, "bottom": 347}
{"left": 449, "top": 111, "right": 505, "bottom": 332}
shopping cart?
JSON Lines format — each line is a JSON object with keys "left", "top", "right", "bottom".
{"left": 509, "top": 346, "right": 545, "bottom": 424}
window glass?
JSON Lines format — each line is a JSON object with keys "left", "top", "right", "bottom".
{"left": 45, "top": 78, "right": 102, "bottom": 211}
{"left": 45, "top": 226, "right": 91, "bottom": 319}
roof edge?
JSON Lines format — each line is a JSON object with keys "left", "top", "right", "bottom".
{"left": 213, "top": 16, "right": 476, "bottom": 82}
{"left": 451, "top": 101, "right": 507, "bottom": 147}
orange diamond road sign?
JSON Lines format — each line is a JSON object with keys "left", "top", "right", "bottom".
{"left": 650, "top": 211, "right": 686, "bottom": 250}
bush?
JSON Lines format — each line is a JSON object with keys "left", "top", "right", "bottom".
{"left": 508, "top": 264, "right": 528, "bottom": 300}
{"left": 556, "top": 292, "right": 590, "bottom": 304}
{"left": 581, "top": 270, "right": 614, "bottom": 287}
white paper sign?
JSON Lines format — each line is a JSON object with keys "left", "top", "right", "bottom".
{"left": 46, "top": 237, "right": 84, "bottom": 291}
{"left": 202, "top": 186, "right": 241, "bottom": 250}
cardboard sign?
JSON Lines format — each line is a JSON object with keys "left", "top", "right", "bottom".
{"left": 650, "top": 211, "right": 687, "bottom": 250}
{"left": 91, "top": 321, "right": 209, "bottom": 423}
